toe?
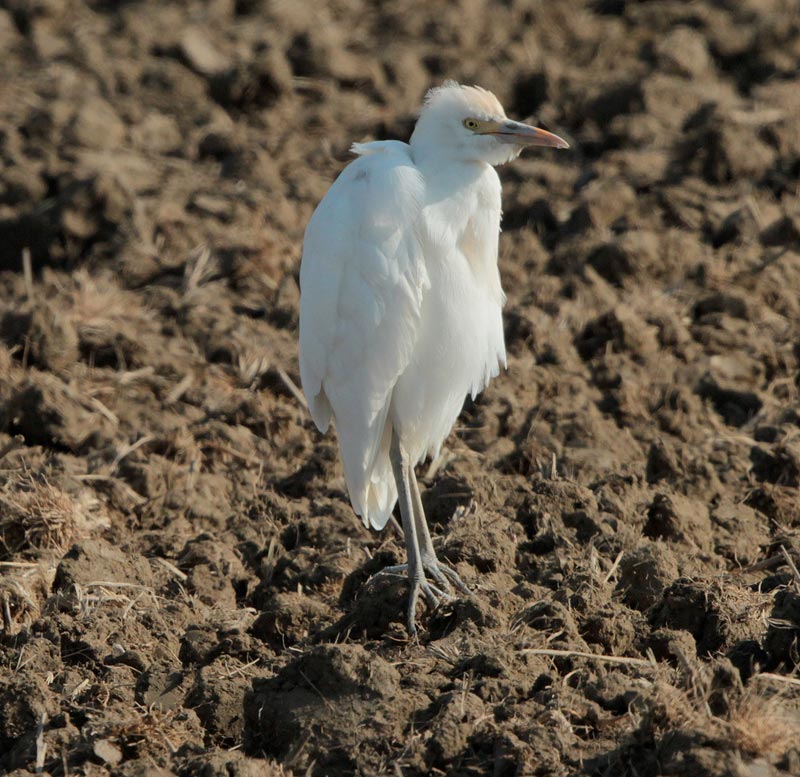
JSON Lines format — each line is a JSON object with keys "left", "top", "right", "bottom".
{"left": 423, "top": 581, "right": 449, "bottom": 607}
{"left": 422, "top": 561, "right": 454, "bottom": 594}
{"left": 373, "top": 563, "right": 409, "bottom": 579}
{"left": 407, "top": 580, "right": 422, "bottom": 634}
{"left": 438, "top": 565, "right": 473, "bottom": 596}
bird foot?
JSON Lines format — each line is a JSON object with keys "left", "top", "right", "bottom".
{"left": 421, "top": 555, "right": 473, "bottom": 598}
{"left": 371, "top": 560, "right": 472, "bottom": 635}
{"left": 373, "top": 563, "right": 448, "bottom": 599}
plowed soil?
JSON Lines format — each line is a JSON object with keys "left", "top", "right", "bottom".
{"left": 1, "top": 1, "right": 800, "bottom": 775}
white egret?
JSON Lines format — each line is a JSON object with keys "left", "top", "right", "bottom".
{"left": 299, "top": 81, "right": 568, "bottom": 634}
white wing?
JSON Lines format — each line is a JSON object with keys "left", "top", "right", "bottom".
{"left": 299, "top": 141, "right": 428, "bottom": 529}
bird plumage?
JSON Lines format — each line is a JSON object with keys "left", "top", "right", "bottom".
{"left": 299, "top": 86, "right": 515, "bottom": 529}
{"left": 299, "top": 81, "right": 568, "bottom": 633}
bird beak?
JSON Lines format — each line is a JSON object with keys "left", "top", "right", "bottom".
{"left": 486, "top": 119, "right": 569, "bottom": 149}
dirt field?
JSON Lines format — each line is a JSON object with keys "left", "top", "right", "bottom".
{"left": 1, "top": 0, "right": 799, "bottom": 774}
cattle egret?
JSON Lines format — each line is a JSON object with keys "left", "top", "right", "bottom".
{"left": 299, "top": 80, "right": 568, "bottom": 634}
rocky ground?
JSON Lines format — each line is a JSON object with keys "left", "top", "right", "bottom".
{"left": 1, "top": 0, "right": 799, "bottom": 775}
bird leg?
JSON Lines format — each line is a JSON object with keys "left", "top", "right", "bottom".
{"left": 374, "top": 431, "right": 474, "bottom": 634}
{"left": 408, "top": 465, "right": 473, "bottom": 597}
{"left": 388, "top": 431, "right": 446, "bottom": 635}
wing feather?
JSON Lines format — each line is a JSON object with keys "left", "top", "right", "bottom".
{"left": 299, "top": 141, "right": 428, "bottom": 528}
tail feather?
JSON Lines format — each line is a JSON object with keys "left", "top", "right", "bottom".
{"left": 362, "top": 439, "right": 397, "bottom": 530}
{"left": 337, "top": 407, "right": 398, "bottom": 531}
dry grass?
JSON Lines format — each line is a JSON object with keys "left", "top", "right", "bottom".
{"left": 634, "top": 658, "right": 800, "bottom": 762}
{"left": 63, "top": 269, "right": 153, "bottom": 368}
{"left": 67, "top": 270, "right": 144, "bottom": 335}
{"left": 183, "top": 244, "right": 220, "bottom": 294}
{"left": 0, "top": 563, "right": 55, "bottom": 634}
{"left": 0, "top": 476, "right": 111, "bottom": 633}
{"left": 86, "top": 704, "right": 202, "bottom": 761}
{"left": 710, "top": 576, "right": 774, "bottom": 639}
{"left": 0, "top": 476, "right": 110, "bottom": 560}
{"left": 0, "top": 477, "right": 78, "bottom": 559}
{"left": 727, "top": 690, "right": 800, "bottom": 758}
{"left": 235, "top": 343, "right": 271, "bottom": 388}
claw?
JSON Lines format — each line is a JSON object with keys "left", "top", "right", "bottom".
{"left": 435, "top": 563, "right": 473, "bottom": 596}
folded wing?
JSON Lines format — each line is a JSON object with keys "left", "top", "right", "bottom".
{"left": 299, "top": 141, "right": 428, "bottom": 529}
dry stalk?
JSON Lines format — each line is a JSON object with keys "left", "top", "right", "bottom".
{"left": 276, "top": 366, "right": 308, "bottom": 408}
{"left": 107, "top": 434, "right": 155, "bottom": 475}
{"left": 236, "top": 347, "right": 271, "bottom": 388}
{"left": 521, "top": 647, "right": 655, "bottom": 668}
{"left": 166, "top": 372, "right": 194, "bottom": 404}
{"left": 22, "top": 247, "right": 34, "bottom": 301}
{"left": 34, "top": 711, "right": 46, "bottom": 773}
{"left": 752, "top": 672, "right": 800, "bottom": 690}
{"left": 779, "top": 544, "right": 800, "bottom": 590}
{"left": 603, "top": 549, "right": 624, "bottom": 583}
{"left": 152, "top": 556, "right": 188, "bottom": 581}
{"left": 183, "top": 244, "right": 218, "bottom": 293}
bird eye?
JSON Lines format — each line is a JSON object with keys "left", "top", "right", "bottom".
{"left": 464, "top": 119, "right": 479, "bottom": 130}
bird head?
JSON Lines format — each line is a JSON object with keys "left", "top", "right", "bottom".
{"left": 410, "top": 80, "right": 568, "bottom": 166}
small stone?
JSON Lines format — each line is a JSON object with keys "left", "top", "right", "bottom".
{"left": 644, "top": 493, "right": 712, "bottom": 549}
{"left": 198, "top": 128, "right": 239, "bottom": 159}
{"left": 31, "top": 18, "right": 69, "bottom": 59}
{"left": 575, "top": 306, "right": 659, "bottom": 362}
{"left": 54, "top": 538, "right": 154, "bottom": 590}
{"left": 0, "top": 165, "right": 48, "bottom": 205}
{"left": 93, "top": 739, "right": 123, "bottom": 766}
{"left": 692, "top": 292, "right": 748, "bottom": 321}
{"left": 271, "top": 274, "right": 300, "bottom": 328}
{"left": 180, "top": 27, "right": 230, "bottom": 76}
{"left": 711, "top": 499, "right": 768, "bottom": 565}
{"left": 209, "top": 49, "right": 292, "bottom": 110}
{"left": 697, "top": 373, "right": 762, "bottom": 427}
{"left": 0, "top": 9, "right": 20, "bottom": 51}
{"left": 715, "top": 206, "right": 760, "bottom": 246}
{"left": 251, "top": 592, "right": 331, "bottom": 648}
{"left": 645, "top": 627, "right": 698, "bottom": 664}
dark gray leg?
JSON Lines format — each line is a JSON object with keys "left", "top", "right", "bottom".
{"left": 408, "top": 467, "right": 473, "bottom": 596}
{"left": 388, "top": 430, "right": 444, "bottom": 635}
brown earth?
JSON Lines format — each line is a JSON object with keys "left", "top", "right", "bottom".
{"left": 1, "top": 0, "right": 800, "bottom": 775}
